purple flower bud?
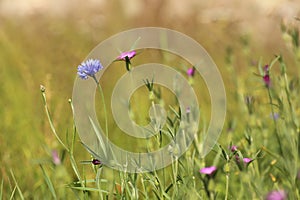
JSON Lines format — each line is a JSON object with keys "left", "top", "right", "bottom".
{"left": 270, "top": 113, "right": 279, "bottom": 120}
{"left": 186, "top": 107, "right": 191, "bottom": 114}
{"left": 52, "top": 150, "right": 61, "bottom": 165}
{"left": 92, "top": 159, "right": 102, "bottom": 165}
{"left": 264, "top": 64, "right": 269, "bottom": 73}
{"left": 262, "top": 64, "right": 271, "bottom": 88}
{"left": 230, "top": 145, "right": 238, "bottom": 152}
{"left": 187, "top": 67, "right": 196, "bottom": 77}
{"left": 199, "top": 166, "right": 217, "bottom": 175}
{"left": 263, "top": 74, "right": 271, "bottom": 88}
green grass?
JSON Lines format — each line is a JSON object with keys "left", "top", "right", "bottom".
{"left": 0, "top": 7, "right": 300, "bottom": 199}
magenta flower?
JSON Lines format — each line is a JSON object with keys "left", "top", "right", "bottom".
{"left": 265, "top": 190, "right": 287, "bottom": 200}
{"left": 187, "top": 67, "right": 196, "bottom": 77}
{"left": 243, "top": 158, "right": 252, "bottom": 164}
{"left": 116, "top": 50, "right": 136, "bottom": 71}
{"left": 52, "top": 150, "right": 61, "bottom": 165}
{"left": 199, "top": 166, "right": 217, "bottom": 175}
{"left": 116, "top": 50, "right": 136, "bottom": 61}
{"left": 262, "top": 64, "right": 271, "bottom": 87}
{"left": 264, "top": 64, "right": 269, "bottom": 72}
{"left": 263, "top": 74, "right": 271, "bottom": 87}
{"left": 230, "top": 145, "right": 238, "bottom": 152}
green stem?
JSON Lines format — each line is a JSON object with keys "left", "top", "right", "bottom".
{"left": 96, "top": 168, "right": 104, "bottom": 200}
{"left": 267, "top": 87, "right": 283, "bottom": 155}
{"left": 225, "top": 173, "right": 229, "bottom": 200}
{"left": 41, "top": 89, "right": 83, "bottom": 185}
{"left": 92, "top": 76, "right": 109, "bottom": 142}
{"left": 172, "top": 157, "right": 178, "bottom": 199}
{"left": 283, "top": 72, "right": 298, "bottom": 129}
{"left": 40, "top": 87, "right": 69, "bottom": 151}
{"left": 125, "top": 57, "right": 132, "bottom": 71}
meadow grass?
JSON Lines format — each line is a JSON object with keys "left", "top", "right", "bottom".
{"left": 0, "top": 11, "right": 300, "bottom": 200}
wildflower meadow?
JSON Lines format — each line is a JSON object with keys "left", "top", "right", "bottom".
{"left": 1, "top": 1, "right": 300, "bottom": 199}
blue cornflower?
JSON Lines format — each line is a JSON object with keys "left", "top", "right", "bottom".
{"left": 77, "top": 59, "right": 103, "bottom": 80}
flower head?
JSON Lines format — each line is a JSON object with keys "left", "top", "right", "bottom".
{"left": 264, "top": 64, "right": 269, "bottom": 73}
{"left": 116, "top": 51, "right": 136, "bottom": 71}
{"left": 199, "top": 166, "right": 217, "bottom": 175}
{"left": 243, "top": 157, "right": 252, "bottom": 164}
{"left": 265, "top": 190, "right": 287, "bottom": 200}
{"left": 116, "top": 51, "right": 136, "bottom": 61}
{"left": 52, "top": 150, "right": 61, "bottom": 165}
{"left": 262, "top": 64, "right": 271, "bottom": 87}
{"left": 270, "top": 113, "right": 279, "bottom": 120}
{"left": 186, "top": 107, "right": 191, "bottom": 114}
{"left": 187, "top": 67, "right": 196, "bottom": 77}
{"left": 230, "top": 145, "right": 238, "bottom": 152}
{"left": 263, "top": 74, "right": 271, "bottom": 87}
{"left": 77, "top": 59, "right": 103, "bottom": 80}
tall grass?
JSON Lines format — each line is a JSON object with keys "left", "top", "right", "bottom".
{"left": 0, "top": 9, "right": 299, "bottom": 199}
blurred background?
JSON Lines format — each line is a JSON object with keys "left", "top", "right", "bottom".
{"left": 0, "top": 0, "right": 299, "bottom": 197}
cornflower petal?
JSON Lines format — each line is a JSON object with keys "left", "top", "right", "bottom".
{"left": 77, "top": 59, "right": 103, "bottom": 80}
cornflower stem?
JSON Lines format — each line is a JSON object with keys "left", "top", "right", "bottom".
{"left": 92, "top": 75, "right": 109, "bottom": 140}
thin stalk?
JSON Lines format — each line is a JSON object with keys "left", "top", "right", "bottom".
{"left": 96, "top": 168, "right": 104, "bottom": 200}
{"left": 267, "top": 88, "right": 283, "bottom": 155}
{"left": 41, "top": 89, "right": 83, "bottom": 185}
{"left": 10, "top": 170, "right": 25, "bottom": 200}
{"left": 171, "top": 157, "right": 178, "bottom": 199}
{"left": 40, "top": 87, "right": 69, "bottom": 151}
{"left": 92, "top": 76, "right": 109, "bottom": 140}
{"left": 225, "top": 173, "right": 229, "bottom": 200}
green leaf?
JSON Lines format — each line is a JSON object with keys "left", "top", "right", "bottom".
{"left": 269, "top": 55, "right": 281, "bottom": 70}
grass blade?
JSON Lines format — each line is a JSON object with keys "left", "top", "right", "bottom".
{"left": 9, "top": 186, "right": 16, "bottom": 200}
{"left": 10, "top": 170, "right": 24, "bottom": 200}
{"left": 0, "top": 179, "right": 3, "bottom": 200}
{"left": 89, "top": 117, "right": 107, "bottom": 158}
{"left": 40, "top": 86, "right": 69, "bottom": 151}
{"left": 39, "top": 165, "right": 57, "bottom": 199}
